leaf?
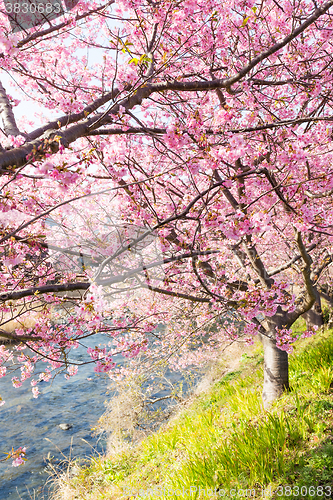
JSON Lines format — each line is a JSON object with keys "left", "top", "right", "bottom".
{"left": 129, "top": 57, "right": 139, "bottom": 65}
{"left": 241, "top": 16, "right": 250, "bottom": 27}
{"left": 140, "top": 54, "right": 152, "bottom": 64}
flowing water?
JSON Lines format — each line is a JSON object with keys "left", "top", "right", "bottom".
{"left": 0, "top": 335, "right": 110, "bottom": 499}
{"left": 0, "top": 334, "right": 200, "bottom": 499}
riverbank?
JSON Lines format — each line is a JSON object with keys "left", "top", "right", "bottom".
{"left": 51, "top": 321, "right": 333, "bottom": 500}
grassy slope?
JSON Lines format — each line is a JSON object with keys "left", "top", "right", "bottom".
{"left": 54, "top": 321, "right": 333, "bottom": 500}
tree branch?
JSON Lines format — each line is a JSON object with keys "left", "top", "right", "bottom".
{"left": 0, "top": 282, "right": 90, "bottom": 302}
{"left": 0, "top": 329, "right": 43, "bottom": 342}
{"left": 267, "top": 243, "right": 317, "bottom": 277}
{"left": 0, "top": 81, "right": 22, "bottom": 137}
{"left": 286, "top": 229, "right": 316, "bottom": 322}
{"left": 136, "top": 283, "right": 211, "bottom": 303}
{"left": 96, "top": 250, "right": 220, "bottom": 287}
{"left": 0, "top": 250, "right": 219, "bottom": 302}
{"left": 25, "top": 86, "right": 127, "bottom": 142}
{"left": 305, "top": 187, "right": 333, "bottom": 199}
{"left": 1, "top": 0, "right": 331, "bottom": 173}
{"left": 262, "top": 168, "right": 296, "bottom": 213}
{"left": 16, "top": 1, "right": 115, "bottom": 49}
{"left": 152, "top": 0, "right": 333, "bottom": 92}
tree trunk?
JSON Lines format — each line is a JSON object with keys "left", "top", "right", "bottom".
{"left": 261, "top": 335, "right": 289, "bottom": 408}
{"left": 302, "top": 289, "right": 323, "bottom": 329}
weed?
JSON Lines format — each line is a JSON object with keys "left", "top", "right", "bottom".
{"left": 51, "top": 328, "right": 333, "bottom": 500}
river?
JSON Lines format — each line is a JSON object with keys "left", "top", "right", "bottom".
{"left": 0, "top": 333, "right": 200, "bottom": 499}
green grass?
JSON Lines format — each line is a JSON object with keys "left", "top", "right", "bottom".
{"left": 53, "top": 324, "right": 333, "bottom": 500}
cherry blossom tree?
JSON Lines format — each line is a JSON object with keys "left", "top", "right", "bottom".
{"left": 1, "top": 0, "right": 333, "bottom": 463}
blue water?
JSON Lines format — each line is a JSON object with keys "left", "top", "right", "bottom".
{"left": 0, "top": 333, "right": 200, "bottom": 499}
{"left": 0, "top": 334, "right": 110, "bottom": 499}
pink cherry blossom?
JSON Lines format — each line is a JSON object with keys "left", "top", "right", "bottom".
{"left": 0, "top": 0, "right": 332, "bottom": 458}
